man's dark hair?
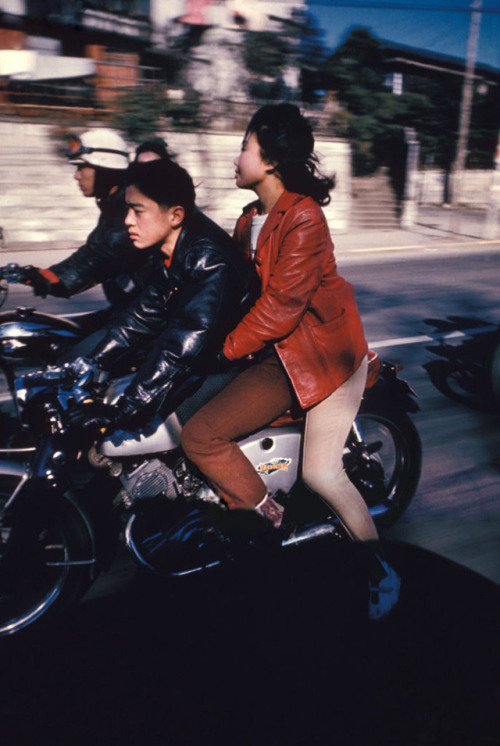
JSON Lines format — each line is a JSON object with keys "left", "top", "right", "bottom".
{"left": 134, "top": 137, "right": 171, "bottom": 161}
{"left": 94, "top": 168, "right": 126, "bottom": 200}
{"left": 125, "top": 159, "right": 196, "bottom": 216}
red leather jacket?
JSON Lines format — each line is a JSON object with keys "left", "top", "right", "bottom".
{"left": 223, "top": 191, "right": 368, "bottom": 409}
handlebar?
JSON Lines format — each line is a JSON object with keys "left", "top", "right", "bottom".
{"left": 16, "top": 360, "right": 108, "bottom": 406}
{"left": 0, "top": 263, "right": 29, "bottom": 283}
{"left": 0, "top": 263, "right": 30, "bottom": 309}
{"left": 14, "top": 365, "right": 102, "bottom": 431}
{"left": 18, "top": 365, "right": 68, "bottom": 387}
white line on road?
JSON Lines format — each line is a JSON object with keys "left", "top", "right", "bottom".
{"left": 369, "top": 325, "right": 498, "bottom": 349}
{"left": 351, "top": 239, "right": 500, "bottom": 253}
{"left": 0, "top": 326, "right": 498, "bottom": 404}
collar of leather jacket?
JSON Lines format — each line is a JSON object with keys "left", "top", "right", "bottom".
{"left": 239, "top": 191, "right": 310, "bottom": 251}
{"left": 166, "top": 208, "right": 243, "bottom": 280}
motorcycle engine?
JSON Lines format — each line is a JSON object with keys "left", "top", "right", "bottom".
{"left": 118, "top": 458, "right": 178, "bottom": 506}
{"left": 88, "top": 446, "right": 220, "bottom": 508}
{"left": 117, "top": 457, "right": 220, "bottom": 508}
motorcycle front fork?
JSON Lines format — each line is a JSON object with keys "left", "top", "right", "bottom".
{"left": 349, "top": 418, "right": 370, "bottom": 457}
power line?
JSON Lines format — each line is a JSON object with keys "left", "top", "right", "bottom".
{"left": 309, "top": 2, "right": 500, "bottom": 13}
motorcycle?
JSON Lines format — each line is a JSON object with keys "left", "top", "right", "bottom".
{"left": 0, "top": 351, "right": 421, "bottom": 637}
{"left": 0, "top": 263, "right": 108, "bottom": 444}
{"left": 423, "top": 316, "right": 500, "bottom": 411}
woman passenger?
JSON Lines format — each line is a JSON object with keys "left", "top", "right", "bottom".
{"left": 181, "top": 103, "right": 401, "bottom": 620}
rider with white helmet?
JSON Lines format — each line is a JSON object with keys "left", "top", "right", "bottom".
{"left": 22, "top": 128, "right": 168, "bottom": 309}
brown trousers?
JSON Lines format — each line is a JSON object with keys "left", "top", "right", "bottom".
{"left": 181, "top": 352, "right": 378, "bottom": 542}
{"left": 181, "top": 353, "right": 294, "bottom": 509}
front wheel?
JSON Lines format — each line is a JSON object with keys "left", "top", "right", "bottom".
{"left": 345, "top": 406, "right": 422, "bottom": 528}
{"left": 0, "top": 484, "right": 96, "bottom": 637}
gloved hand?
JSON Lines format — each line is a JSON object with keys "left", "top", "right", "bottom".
{"left": 67, "top": 399, "right": 119, "bottom": 434}
{"left": 62, "top": 356, "right": 108, "bottom": 391}
{"left": 21, "top": 266, "right": 65, "bottom": 298}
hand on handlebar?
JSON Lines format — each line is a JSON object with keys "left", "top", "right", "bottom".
{"left": 20, "top": 266, "right": 57, "bottom": 298}
{"left": 60, "top": 357, "right": 109, "bottom": 405}
{"left": 67, "top": 399, "right": 119, "bottom": 433}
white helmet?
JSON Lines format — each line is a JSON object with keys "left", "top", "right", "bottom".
{"left": 67, "top": 129, "right": 130, "bottom": 170}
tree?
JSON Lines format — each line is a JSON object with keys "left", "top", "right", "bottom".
{"left": 242, "top": 10, "right": 327, "bottom": 103}
{"left": 111, "top": 86, "right": 202, "bottom": 142}
{"left": 322, "top": 27, "right": 500, "bottom": 180}
{"left": 243, "top": 30, "right": 291, "bottom": 100}
{"left": 322, "top": 29, "right": 400, "bottom": 175}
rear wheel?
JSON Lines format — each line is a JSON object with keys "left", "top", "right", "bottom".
{"left": 345, "top": 407, "right": 422, "bottom": 528}
{"left": 0, "top": 477, "right": 96, "bottom": 637}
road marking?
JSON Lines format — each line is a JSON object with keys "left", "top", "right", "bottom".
{"left": 369, "top": 324, "right": 498, "bottom": 349}
{"left": 0, "top": 323, "right": 497, "bottom": 405}
{"left": 351, "top": 239, "right": 500, "bottom": 253}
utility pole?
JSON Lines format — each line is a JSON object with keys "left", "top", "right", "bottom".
{"left": 451, "top": 0, "right": 482, "bottom": 209}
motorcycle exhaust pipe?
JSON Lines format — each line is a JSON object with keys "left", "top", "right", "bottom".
{"left": 281, "top": 520, "right": 340, "bottom": 547}
{"left": 281, "top": 503, "right": 390, "bottom": 548}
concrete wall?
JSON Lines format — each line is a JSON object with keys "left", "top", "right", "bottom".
{"left": 0, "top": 121, "right": 352, "bottom": 251}
{"left": 417, "top": 169, "right": 495, "bottom": 206}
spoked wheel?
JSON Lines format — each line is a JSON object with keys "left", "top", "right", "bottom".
{"left": 0, "top": 478, "right": 96, "bottom": 637}
{"left": 345, "top": 407, "right": 422, "bottom": 528}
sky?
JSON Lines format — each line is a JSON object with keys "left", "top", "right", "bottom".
{"left": 307, "top": 1, "right": 500, "bottom": 69}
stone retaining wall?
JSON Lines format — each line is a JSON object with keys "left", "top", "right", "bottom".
{"left": 417, "top": 169, "right": 495, "bottom": 206}
{"left": 0, "top": 121, "right": 352, "bottom": 247}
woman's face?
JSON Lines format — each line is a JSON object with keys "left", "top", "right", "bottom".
{"left": 234, "top": 131, "right": 272, "bottom": 191}
{"left": 125, "top": 185, "right": 181, "bottom": 254}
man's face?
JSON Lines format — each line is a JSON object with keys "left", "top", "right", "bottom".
{"left": 125, "top": 184, "right": 183, "bottom": 256}
{"left": 74, "top": 164, "right": 96, "bottom": 197}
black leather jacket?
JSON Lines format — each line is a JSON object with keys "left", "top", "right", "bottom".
{"left": 49, "top": 186, "right": 151, "bottom": 306}
{"left": 89, "top": 209, "right": 258, "bottom": 422}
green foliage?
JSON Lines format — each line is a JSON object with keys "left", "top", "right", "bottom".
{"left": 111, "top": 86, "right": 202, "bottom": 141}
{"left": 322, "top": 26, "right": 500, "bottom": 176}
{"left": 324, "top": 28, "right": 386, "bottom": 105}
{"left": 243, "top": 31, "right": 290, "bottom": 79}
{"left": 322, "top": 29, "right": 400, "bottom": 174}
{"left": 163, "top": 89, "right": 203, "bottom": 132}
{"left": 111, "top": 88, "right": 167, "bottom": 142}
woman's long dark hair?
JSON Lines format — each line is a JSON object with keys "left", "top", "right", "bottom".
{"left": 247, "top": 103, "right": 334, "bottom": 206}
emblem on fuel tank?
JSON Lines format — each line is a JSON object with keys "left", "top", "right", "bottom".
{"left": 256, "top": 457, "right": 292, "bottom": 475}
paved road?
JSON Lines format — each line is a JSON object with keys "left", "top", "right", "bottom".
{"left": 3, "top": 243, "right": 499, "bottom": 583}
{"left": 342, "top": 246, "right": 500, "bottom": 583}
{"left": 1, "top": 535, "right": 499, "bottom": 746}
{"left": 1, "top": 241, "right": 499, "bottom": 745}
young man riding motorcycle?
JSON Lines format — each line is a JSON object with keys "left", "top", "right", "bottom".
{"left": 68, "top": 157, "right": 258, "bottom": 433}
{"left": 20, "top": 129, "right": 170, "bottom": 310}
